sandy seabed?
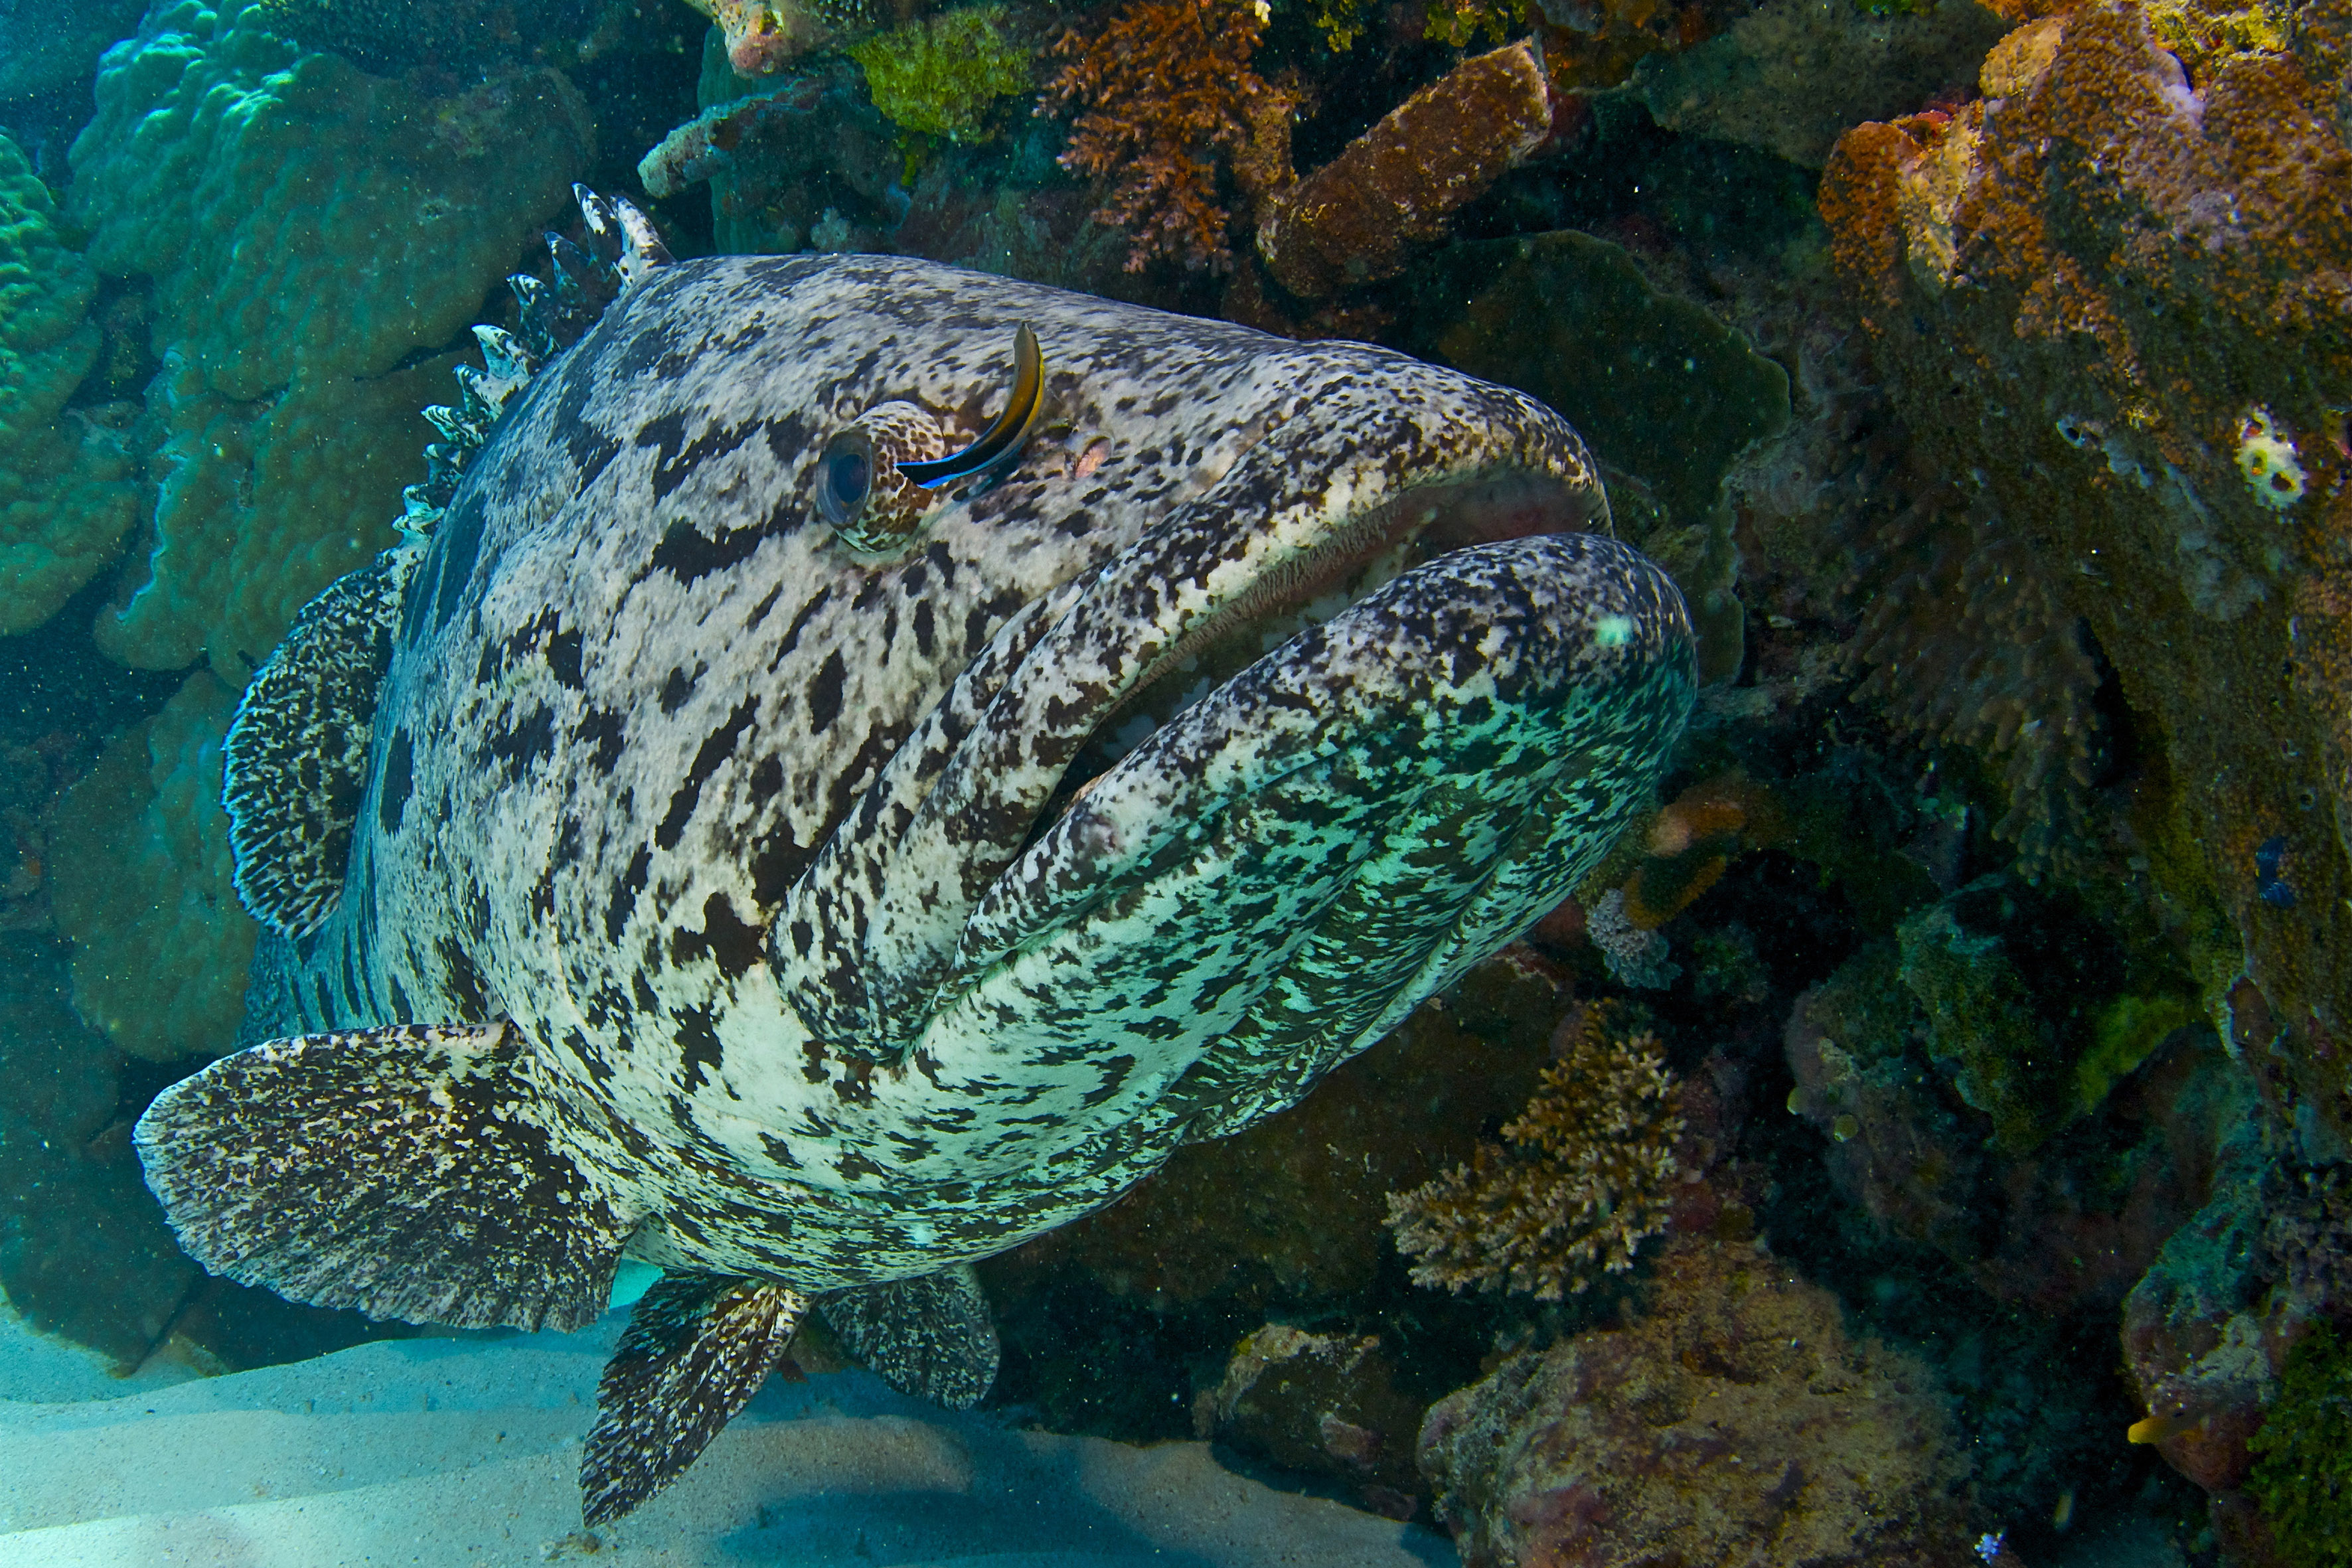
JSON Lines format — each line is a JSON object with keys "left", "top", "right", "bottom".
{"left": 0, "top": 1302, "right": 1451, "bottom": 1568}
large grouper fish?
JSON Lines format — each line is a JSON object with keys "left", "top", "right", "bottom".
{"left": 134, "top": 191, "right": 1696, "bottom": 1524}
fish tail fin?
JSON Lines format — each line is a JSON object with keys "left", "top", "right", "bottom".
{"left": 134, "top": 1022, "right": 635, "bottom": 1332}
{"left": 582, "top": 1273, "right": 807, "bottom": 1526}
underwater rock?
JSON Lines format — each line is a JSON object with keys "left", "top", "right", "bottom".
{"left": 0, "top": 133, "right": 139, "bottom": 637}
{"left": 1194, "top": 1325, "right": 1427, "bottom": 1516}
{"left": 65, "top": 0, "right": 593, "bottom": 672}
{"left": 1791, "top": 919, "right": 2244, "bottom": 1316}
{"left": 1632, "top": 0, "right": 2011, "bottom": 167}
{"left": 1818, "top": 0, "right": 2352, "bottom": 1137}
{"left": 45, "top": 671, "right": 255, "bottom": 1062}
{"left": 1255, "top": 39, "right": 1558, "bottom": 301}
{"left": 1417, "top": 1236, "right": 1978, "bottom": 1568}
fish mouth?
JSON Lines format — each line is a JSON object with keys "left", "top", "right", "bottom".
{"left": 1043, "top": 465, "right": 1605, "bottom": 824}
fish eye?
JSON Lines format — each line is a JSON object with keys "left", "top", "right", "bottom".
{"left": 816, "top": 431, "right": 875, "bottom": 528}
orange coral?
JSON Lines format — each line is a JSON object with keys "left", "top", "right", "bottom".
{"left": 1037, "top": 0, "right": 1289, "bottom": 273}
{"left": 1385, "top": 1008, "right": 1684, "bottom": 1299}
{"left": 1619, "top": 771, "right": 1783, "bottom": 928}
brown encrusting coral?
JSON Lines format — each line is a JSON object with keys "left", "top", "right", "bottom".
{"left": 1036, "top": 0, "right": 1291, "bottom": 272}
{"left": 1254, "top": 39, "right": 1558, "bottom": 299}
{"left": 1385, "top": 1007, "right": 1684, "bottom": 1299}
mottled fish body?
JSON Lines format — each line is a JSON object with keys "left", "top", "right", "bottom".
{"left": 137, "top": 197, "right": 1695, "bottom": 1522}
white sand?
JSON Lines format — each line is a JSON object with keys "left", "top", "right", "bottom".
{"left": 0, "top": 1306, "right": 1453, "bottom": 1567}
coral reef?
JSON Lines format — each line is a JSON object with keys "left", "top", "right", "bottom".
{"left": 1633, "top": 0, "right": 2011, "bottom": 167}
{"left": 44, "top": 671, "right": 255, "bottom": 1062}
{"left": 67, "top": 0, "right": 594, "bottom": 672}
{"left": 1037, "top": 0, "right": 1289, "bottom": 272}
{"left": 1417, "top": 1237, "right": 1978, "bottom": 1568}
{"left": 844, "top": 5, "right": 1030, "bottom": 143}
{"left": 1818, "top": 0, "right": 2352, "bottom": 1139}
{"left": 1385, "top": 1007, "right": 1684, "bottom": 1300}
{"left": 0, "top": 133, "right": 138, "bottom": 636}
{"left": 1254, "top": 40, "right": 1557, "bottom": 300}
{"left": 1193, "top": 1325, "right": 1427, "bottom": 1516}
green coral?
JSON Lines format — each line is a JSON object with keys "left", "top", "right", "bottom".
{"left": 0, "top": 133, "right": 139, "bottom": 636}
{"left": 2247, "top": 1323, "right": 2352, "bottom": 1567}
{"left": 846, "top": 5, "right": 1030, "bottom": 143}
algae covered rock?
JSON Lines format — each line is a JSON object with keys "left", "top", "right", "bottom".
{"left": 66, "top": 0, "right": 595, "bottom": 672}
{"left": 1419, "top": 1237, "right": 1977, "bottom": 1568}
{"left": 1818, "top": 0, "right": 2352, "bottom": 1146}
{"left": 0, "top": 132, "right": 139, "bottom": 636}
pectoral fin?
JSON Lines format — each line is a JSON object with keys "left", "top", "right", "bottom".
{"left": 582, "top": 1273, "right": 807, "bottom": 1526}
{"left": 133, "top": 1022, "right": 633, "bottom": 1332}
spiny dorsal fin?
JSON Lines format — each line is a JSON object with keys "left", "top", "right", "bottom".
{"left": 222, "top": 538, "right": 425, "bottom": 939}
{"left": 135, "top": 1022, "right": 637, "bottom": 1332}
{"left": 400, "top": 187, "right": 670, "bottom": 534}
{"left": 582, "top": 1273, "right": 807, "bottom": 1526}
{"left": 818, "top": 1265, "right": 1000, "bottom": 1411}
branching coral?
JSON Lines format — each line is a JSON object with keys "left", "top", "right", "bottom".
{"left": 1036, "top": 0, "right": 1289, "bottom": 272}
{"left": 1386, "top": 1009, "right": 1684, "bottom": 1298}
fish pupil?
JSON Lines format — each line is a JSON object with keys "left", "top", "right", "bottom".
{"left": 828, "top": 450, "right": 870, "bottom": 509}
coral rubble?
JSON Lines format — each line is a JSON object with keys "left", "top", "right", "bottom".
{"left": 1418, "top": 1237, "right": 1978, "bottom": 1568}
{"left": 1386, "top": 1007, "right": 1685, "bottom": 1300}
